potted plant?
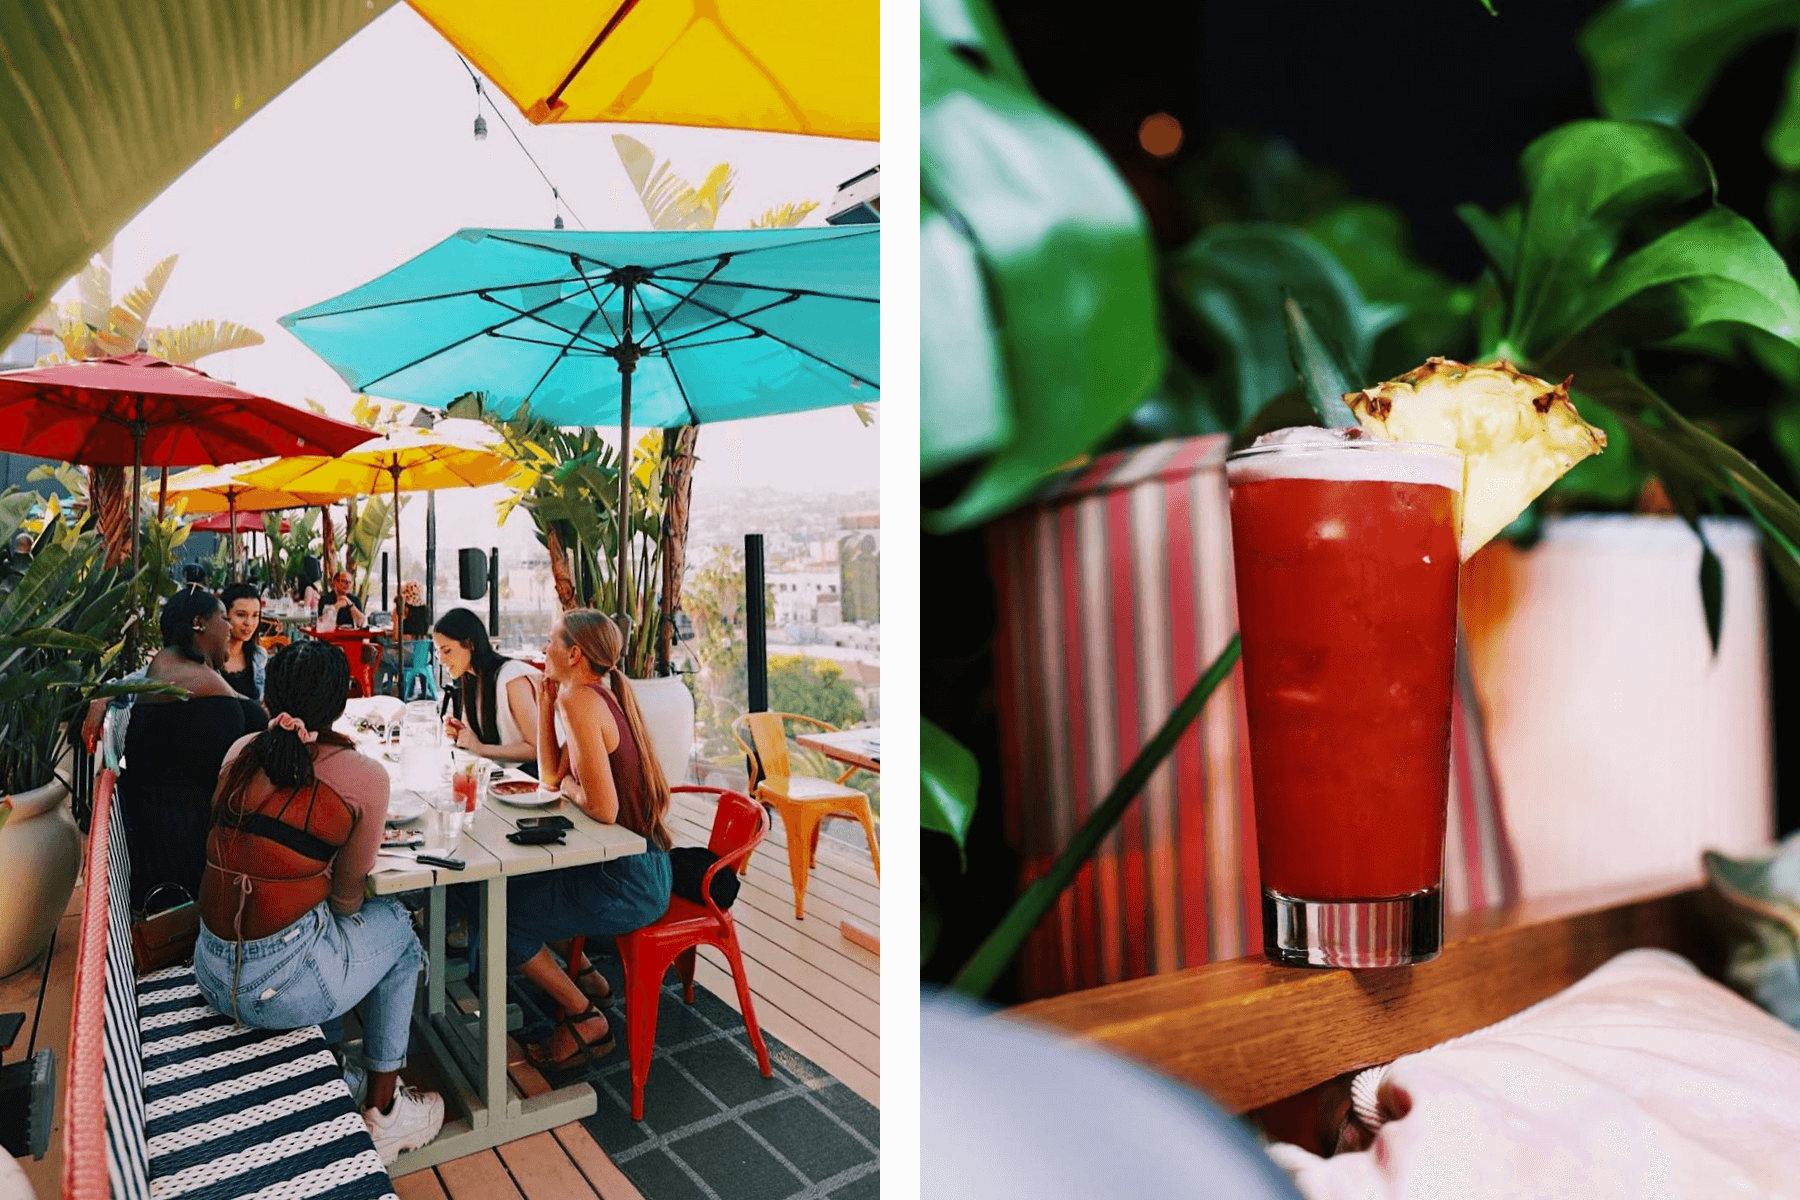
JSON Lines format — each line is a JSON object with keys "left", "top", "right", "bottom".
{"left": 0, "top": 489, "right": 161, "bottom": 976}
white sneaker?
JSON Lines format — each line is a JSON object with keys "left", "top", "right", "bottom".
{"left": 362, "top": 1084, "right": 445, "bottom": 1165}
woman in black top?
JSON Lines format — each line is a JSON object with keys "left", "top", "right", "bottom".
{"left": 119, "top": 586, "right": 268, "bottom": 909}
{"left": 218, "top": 582, "right": 267, "bottom": 702}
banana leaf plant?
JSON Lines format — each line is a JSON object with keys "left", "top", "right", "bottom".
{"left": 0, "top": 490, "right": 170, "bottom": 795}
{"left": 482, "top": 405, "right": 668, "bottom": 679}
{"left": 261, "top": 509, "right": 319, "bottom": 599}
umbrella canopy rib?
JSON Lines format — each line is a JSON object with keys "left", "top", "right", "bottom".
{"left": 522, "top": 305, "right": 606, "bottom": 411}
{"left": 357, "top": 287, "right": 585, "bottom": 392}
{"left": 638, "top": 276, "right": 877, "bottom": 388}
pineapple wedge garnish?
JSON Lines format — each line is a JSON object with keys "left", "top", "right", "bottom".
{"left": 1344, "top": 357, "right": 1607, "bottom": 560}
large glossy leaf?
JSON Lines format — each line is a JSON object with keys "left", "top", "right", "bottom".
{"left": 1509, "top": 121, "right": 1715, "bottom": 358}
{"left": 920, "top": 192, "right": 1011, "bottom": 476}
{"left": 1579, "top": 0, "right": 1796, "bottom": 127}
{"left": 0, "top": 1, "right": 394, "bottom": 351}
{"left": 1455, "top": 203, "right": 1520, "bottom": 288}
{"left": 1170, "top": 224, "right": 1396, "bottom": 429}
{"left": 1559, "top": 207, "right": 1800, "bottom": 354}
{"left": 922, "top": 0, "right": 1163, "bottom": 531}
{"left": 921, "top": 718, "right": 978, "bottom": 855}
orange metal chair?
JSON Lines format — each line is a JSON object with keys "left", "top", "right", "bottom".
{"left": 566, "top": 786, "right": 773, "bottom": 1120}
{"left": 732, "top": 712, "right": 880, "bottom": 919}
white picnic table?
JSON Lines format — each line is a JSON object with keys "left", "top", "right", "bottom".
{"left": 339, "top": 703, "right": 645, "bottom": 1172}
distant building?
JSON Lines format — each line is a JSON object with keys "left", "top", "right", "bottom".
{"left": 769, "top": 570, "right": 840, "bottom": 626}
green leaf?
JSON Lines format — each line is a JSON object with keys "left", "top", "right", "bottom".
{"left": 1579, "top": 0, "right": 1796, "bottom": 127}
{"left": 1549, "top": 393, "right": 1643, "bottom": 505}
{"left": 1509, "top": 121, "right": 1715, "bottom": 358}
{"left": 1560, "top": 207, "right": 1800, "bottom": 354}
{"left": 0, "top": 628, "right": 104, "bottom": 653}
{"left": 921, "top": 718, "right": 979, "bottom": 855}
{"left": 1769, "top": 45, "right": 1800, "bottom": 169}
{"left": 1282, "top": 296, "right": 1359, "bottom": 428}
{"left": 922, "top": 0, "right": 1164, "bottom": 531}
{"left": 1305, "top": 200, "right": 1474, "bottom": 373}
{"left": 0, "top": 2, "right": 393, "bottom": 352}
{"left": 920, "top": 192, "right": 1012, "bottom": 476}
{"left": 1455, "top": 203, "right": 1520, "bottom": 290}
{"left": 1771, "top": 175, "right": 1800, "bottom": 249}
{"left": 1171, "top": 224, "right": 1389, "bottom": 429}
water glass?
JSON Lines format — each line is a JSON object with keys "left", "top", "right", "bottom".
{"left": 422, "top": 791, "right": 464, "bottom": 856}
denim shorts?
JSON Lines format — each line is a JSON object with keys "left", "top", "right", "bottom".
{"left": 194, "top": 895, "right": 423, "bottom": 1073}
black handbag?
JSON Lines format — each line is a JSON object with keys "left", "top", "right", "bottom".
{"left": 669, "top": 847, "right": 740, "bottom": 910}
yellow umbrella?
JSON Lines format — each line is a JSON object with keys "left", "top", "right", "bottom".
{"left": 411, "top": 0, "right": 879, "bottom": 139}
{"left": 162, "top": 462, "right": 346, "bottom": 579}
{"left": 234, "top": 419, "right": 520, "bottom": 672}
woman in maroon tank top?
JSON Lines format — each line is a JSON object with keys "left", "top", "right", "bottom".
{"left": 505, "top": 610, "right": 673, "bottom": 1069}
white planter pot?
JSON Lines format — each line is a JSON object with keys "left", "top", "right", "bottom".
{"left": 0, "top": 776, "right": 79, "bottom": 979}
{"left": 631, "top": 675, "right": 696, "bottom": 787}
{"left": 1462, "top": 515, "right": 1773, "bottom": 898}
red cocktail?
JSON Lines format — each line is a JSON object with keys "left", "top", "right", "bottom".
{"left": 1227, "top": 434, "right": 1463, "bottom": 967}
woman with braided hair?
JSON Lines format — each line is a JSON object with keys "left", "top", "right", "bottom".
{"left": 501, "top": 609, "right": 673, "bottom": 1069}
{"left": 192, "top": 638, "right": 445, "bottom": 1164}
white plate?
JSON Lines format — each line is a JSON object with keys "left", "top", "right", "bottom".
{"left": 492, "top": 783, "right": 562, "bottom": 807}
{"left": 385, "top": 791, "right": 429, "bottom": 824}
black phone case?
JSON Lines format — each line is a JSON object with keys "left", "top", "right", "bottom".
{"left": 518, "top": 815, "right": 574, "bottom": 831}
{"left": 507, "top": 827, "right": 566, "bottom": 846}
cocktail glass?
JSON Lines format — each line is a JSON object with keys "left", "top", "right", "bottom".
{"left": 1226, "top": 435, "right": 1464, "bottom": 968}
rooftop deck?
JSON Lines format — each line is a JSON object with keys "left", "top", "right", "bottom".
{"left": 9, "top": 789, "right": 880, "bottom": 1199}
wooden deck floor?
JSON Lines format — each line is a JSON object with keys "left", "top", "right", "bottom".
{"left": 397, "top": 789, "right": 880, "bottom": 1194}
{"left": 0, "top": 884, "right": 83, "bottom": 1200}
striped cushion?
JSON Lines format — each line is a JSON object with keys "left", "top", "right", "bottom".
{"left": 988, "top": 435, "right": 1521, "bottom": 999}
{"left": 135, "top": 965, "right": 396, "bottom": 1200}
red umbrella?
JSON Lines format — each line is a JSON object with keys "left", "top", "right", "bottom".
{"left": 0, "top": 352, "right": 372, "bottom": 568}
{"left": 189, "top": 511, "right": 290, "bottom": 534}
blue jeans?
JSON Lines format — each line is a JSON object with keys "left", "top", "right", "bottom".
{"left": 194, "top": 896, "right": 422, "bottom": 1073}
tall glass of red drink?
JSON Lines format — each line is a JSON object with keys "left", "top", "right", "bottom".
{"left": 1227, "top": 432, "right": 1463, "bottom": 968}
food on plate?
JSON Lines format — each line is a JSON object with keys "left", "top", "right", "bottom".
{"left": 492, "top": 779, "right": 540, "bottom": 796}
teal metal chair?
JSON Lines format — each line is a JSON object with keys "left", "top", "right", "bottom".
{"left": 380, "top": 638, "right": 437, "bottom": 700}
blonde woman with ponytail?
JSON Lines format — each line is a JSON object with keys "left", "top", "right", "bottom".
{"left": 503, "top": 610, "right": 673, "bottom": 1070}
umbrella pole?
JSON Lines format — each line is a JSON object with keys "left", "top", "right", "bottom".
{"left": 157, "top": 468, "right": 168, "bottom": 521}
{"left": 229, "top": 493, "right": 239, "bottom": 582}
{"left": 618, "top": 279, "right": 636, "bottom": 628}
{"left": 393, "top": 466, "right": 403, "bottom": 697}
{"left": 129, "top": 408, "right": 144, "bottom": 577}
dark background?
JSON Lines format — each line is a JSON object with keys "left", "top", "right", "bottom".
{"left": 922, "top": 0, "right": 1800, "bottom": 994}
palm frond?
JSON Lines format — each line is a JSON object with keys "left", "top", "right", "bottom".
{"left": 77, "top": 245, "right": 113, "bottom": 335}
{"left": 111, "top": 254, "right": 178, "bottom": 348}
{"left": 748, "top": 200, "right": 820, "bottom": 229}
{"left": 146, "top": 318, "right": 264, "bottom": 364}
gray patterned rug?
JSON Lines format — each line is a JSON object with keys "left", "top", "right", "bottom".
{"left": 514, "top": 952, "right": 879, "bottom": 1200}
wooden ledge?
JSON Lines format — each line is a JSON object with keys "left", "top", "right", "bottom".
{"left": 1008, "top": 875, "right": 1712, "bottom": 1116}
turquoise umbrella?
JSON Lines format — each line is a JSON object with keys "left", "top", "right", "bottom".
{"left": 279, "top": 225, "right": 879, "bottom": 603}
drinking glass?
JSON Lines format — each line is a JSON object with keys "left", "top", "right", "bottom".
{"left": 422, "top": 791, "right": 463, "bottom": 856}
{"left": 1226, "top": 437, "right": 1464, "bottom": 968}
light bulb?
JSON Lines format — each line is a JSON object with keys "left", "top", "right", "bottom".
{"left": 554, "top": 214, "right": 565, "bottom": 230}
{"left": 473, "top": 114, "right": 488, "bottom": 141}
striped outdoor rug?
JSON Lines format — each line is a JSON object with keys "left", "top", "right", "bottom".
{"left": 134, "top": 964, "right": 396, "bottom": 1200}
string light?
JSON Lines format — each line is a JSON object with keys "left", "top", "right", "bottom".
{"left": 456, "top": 56, "right": 586, "bottom": 229}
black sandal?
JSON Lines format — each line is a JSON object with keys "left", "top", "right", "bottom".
{"left": 527, "top": 1006, "right": 615, "bottom": 1071}
{"left": 572, "top": 963, "right": 616, "bottom": 1009}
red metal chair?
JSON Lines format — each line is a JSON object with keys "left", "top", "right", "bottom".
{"left": 566, "top": 785, "right": 774, "bottom": 1120}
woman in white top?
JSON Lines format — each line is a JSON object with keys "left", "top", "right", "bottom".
{"left": 433, "top": 607, "right": 542, "bottom": 775}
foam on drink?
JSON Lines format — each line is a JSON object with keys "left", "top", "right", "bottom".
{"left": 1227, "top": 426, "right": 1463, "bottom": 490}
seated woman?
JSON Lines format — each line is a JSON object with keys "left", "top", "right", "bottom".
{"left": 118, "top": 586, "right": 267, "bottom": 910}
{"left": 194, "top": 640, "right": 445, "bottom": 1163}
{"left": 218, "top": 582, "right": 267, "bottom": 702}
{"left": 510, "top": 610, "right": 673, "bottom": 1069}
{"left": 434, "top": 606, "right": 542, "bottom": 774}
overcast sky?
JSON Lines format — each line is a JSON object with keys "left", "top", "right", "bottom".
{"left": 55, "top": 3, "right": 881, "bottom": 548}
